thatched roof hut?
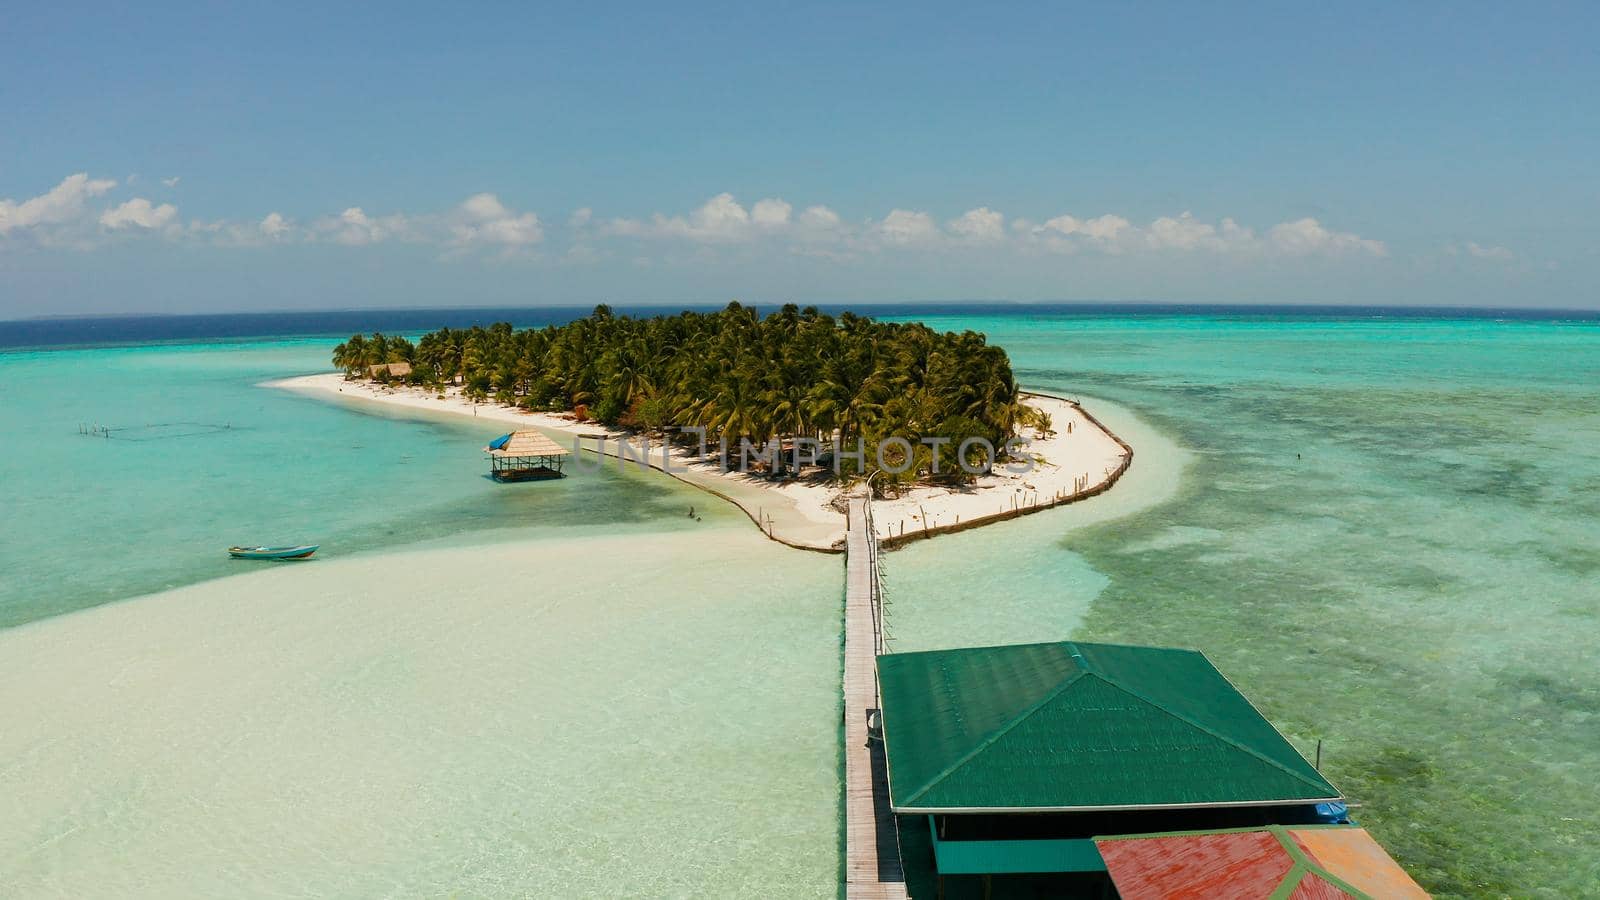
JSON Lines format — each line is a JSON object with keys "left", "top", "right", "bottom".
{"left": 485, "top": 430, "right": 570, "bottom": 481}
{"left": 367, "top": 361, "right": 413, "bottom": 379}
{"left": 487, "top": 430, "right": 570, "bottom": 458}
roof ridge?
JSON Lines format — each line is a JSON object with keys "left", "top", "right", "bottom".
{"left": 899, "top": 656, "right": 1090, "bottom": 806}
{"left": 1266, "top": 826, "right": 1374, "bottom": 899}
{"left": 888, "top": 639, "right": 1090, "bottom": 662}
{"left": 1067, "top": 638, "right": 1200, "bottom": 655}
{"left": 1087, "top": 676, "right": 1336, "bottom": 797}
{"left": 1064, "top": 640, "right": 1090, "bottom": 671}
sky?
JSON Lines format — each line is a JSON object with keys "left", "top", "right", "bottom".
{"left": 1, "top": 1, "right": 1596, "bottom": 316}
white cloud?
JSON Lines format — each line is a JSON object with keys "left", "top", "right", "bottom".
{"left": 259, "top": 212, "right": 292, "bottom": 239}
{"left": 312, "top": 206, "right": 415, "bottom": 245}
{"left": 162, "top": 176, "right": 181, "bottom": 188}
{"left": 176, "top": 191, "right": 546, "bottom": 252}
{"left": 450, "top": 192, "right": 543, "bottom": 247}
{"left": 791, "top": 205, "right": 847, "bottom": 250}
{"left": 751, "top": 198, "right": 792, "bottom": 228}
{"left": 691, "top": 193, "right": 751, "bottom": 235}
{"left": 1016, "top": 210, "right": 1383, "bottom": 259}
{"left": 626, "top": 192, "right": 753, "bottom": 241}
{"left": 947, "top": 207, "right": 1005, "bottom": 242}
{"left": 298, "top": 192, "right": 546, "bottom": 252}
{"left": 459, "top": 192, "right": 509, "bottom": 221}
{"left": 100, "top": 197, "right": 178, "bottom": 230}
{"left": 585, "top": 196, "right": 1388, "bottom": 264}
{"left": 875, "top": 209, "right": 938, "bottom": 245}
{"left": 0, "top": 173, "right": 118, "bottom": 235}
{"left": 1043, "top": 214, "right": 1131, "bottom": 241}
{"left": 0, "top": 172, "right": 1400, "bottom": 274}
{"left": 328, "top": 207, "right": 380, "bottom": 244}
{"left": 1148, "top": 212, "right": 1226, "bottom": 251}
{"left": 1465, "top": 241, "right": 1513, "bottom": 261}
{"left": 798, "top": 205, "right": 841, "bottom": 231}
{"left": 182, "top": 215, "right": 294, "bottom": 246}
{"left": 1022, "top": 214, "right": 1136, "bottom": 254}
{"left": 1267, "top": 217, "right": 1387, "bottom": 257}
{"left": 604, "top": 218, "right": 646, "bottom": 238}
{"left": 605, "top": 193, "right": 804, "bottom": 243}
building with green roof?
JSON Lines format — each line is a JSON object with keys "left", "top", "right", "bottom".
{"left": 877, "top": 640, "right": 1347, "bottom": 895}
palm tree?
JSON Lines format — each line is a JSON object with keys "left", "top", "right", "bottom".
{"left": 332, "top": 304, "right": 1028, "bottom": 482}
{"left": 331, "top": 335, "right": 361, "bottom": 378}
{"left": 705, "top": 370, "right": 768, "bottom": 447}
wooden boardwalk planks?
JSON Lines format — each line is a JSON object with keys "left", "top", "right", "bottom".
{"left": 843, "top": 496, "right": 909, "bottom": 899}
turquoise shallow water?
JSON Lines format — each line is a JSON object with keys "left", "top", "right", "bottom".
{"left": 0, "top": 526, "right": 844, "bottom": 897}
{"left": 4, "top": 311, "right": 1599, "bottom": 897}
{"left": 0, "top": 338, "right": 843, "bottom": 897}
{"left": 881, "top": 312, "right": 1600, "bottom": 898}
{"left": 0, "top": 340, "right": 732, "bottom": 627}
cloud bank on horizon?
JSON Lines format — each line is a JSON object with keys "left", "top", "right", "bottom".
{"left": 2, "top": 171, "right": 1416, "bottom": 260}
{"left": 0, "top": 172, "right": 1543, "bottom": 315}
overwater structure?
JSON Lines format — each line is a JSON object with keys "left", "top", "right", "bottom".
{"left": 485, "top": 430, "right": 570, "bottom": 481}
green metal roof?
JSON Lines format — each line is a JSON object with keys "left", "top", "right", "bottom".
{"left": 877, "top": 641, "right": 1340, "bottom": 812}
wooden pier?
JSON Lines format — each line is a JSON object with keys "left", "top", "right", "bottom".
{"left": 843, "top": 495, "right": 908, "bottom": 899}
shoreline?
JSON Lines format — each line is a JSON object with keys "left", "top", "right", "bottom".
{"left": 876, "top": 391, "right": 1135, "bottom": 549}
{"left": 268, "top": 372, "right": 1133, "bottom": 551}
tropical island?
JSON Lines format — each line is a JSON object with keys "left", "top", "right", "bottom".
{"left": 283, "top": 304, "right": 1132, "bottom": 549}
{"left": 334, "top": 303, "right": 1040, "bottom": 483}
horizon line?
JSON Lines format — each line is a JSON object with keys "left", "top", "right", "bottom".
{"left": 8, "top": 299, "right": 1600, "bottom": 325}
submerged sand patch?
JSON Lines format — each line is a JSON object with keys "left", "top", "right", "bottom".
{"left": 0, "top": 527, "right": 842, "bottom": 897}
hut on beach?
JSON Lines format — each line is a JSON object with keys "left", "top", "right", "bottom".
{"left": 485, "top": 430, "right": 570, "bottom": 481}
{"left": 877, "top": 640, "right": 1388, "bottom": 897}
{"left": 366, "top": 361, "right": 413, "bottom": 380}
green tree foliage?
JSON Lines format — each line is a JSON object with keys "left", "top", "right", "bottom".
{"left": 331, "top": 332, "right": 417, "bottom": 379}
{"left": 333, "top": 303, "right": 1030, "bottom": 484}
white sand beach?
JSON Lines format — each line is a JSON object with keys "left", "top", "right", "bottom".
{"left": 270, "top": 373, "right": 1131, "bottom": 551}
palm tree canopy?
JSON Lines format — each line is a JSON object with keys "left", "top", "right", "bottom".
{"left": 333, "top": 304, "right": 1030, "bottom": 482}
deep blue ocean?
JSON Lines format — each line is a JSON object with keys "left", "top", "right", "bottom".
{"left": 4, "top": 302, "right": 1596, "bottom": 350}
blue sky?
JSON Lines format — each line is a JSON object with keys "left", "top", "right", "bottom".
{"left": 2, "top": 1, "right": 1596, "bottom": 315}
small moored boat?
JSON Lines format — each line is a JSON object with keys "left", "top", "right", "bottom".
{"left": 228, "top": 545, "right": 319, "bottom": 560}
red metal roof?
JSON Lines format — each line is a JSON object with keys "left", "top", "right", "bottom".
{"left": 1095, "top": 826, "right": 1428, "bottom": 899}
{"left": 1290, "top": 872, "right": 1359, "bottom": 899}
